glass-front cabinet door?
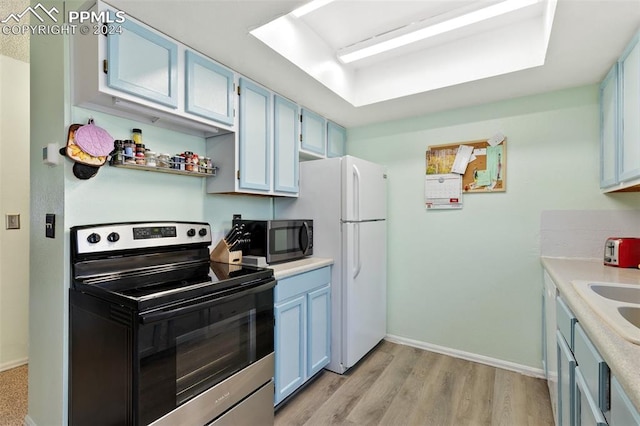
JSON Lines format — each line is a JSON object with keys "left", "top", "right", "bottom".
{"left": 107, "top": 17, "right": 178, "bottom": 108}
{"left": 185, "top": 50, "right": 235, "bottom": 125}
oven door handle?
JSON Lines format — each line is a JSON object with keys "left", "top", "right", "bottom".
{"left": 140, "top": 279, "right": 275, "bottom": 324}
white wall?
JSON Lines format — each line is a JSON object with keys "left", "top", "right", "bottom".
{"left": 0, "top": 54, "right": 30, "bottom": 371}
{"left": 541, "top": 210, "right": 640, "bottom": 258}
{"left": 348, "top": 85, "right": 640, "bottom": 370}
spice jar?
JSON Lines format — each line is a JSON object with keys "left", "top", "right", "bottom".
{"left": 192, "top": 153, "right": 199, "bottom": 172}
{"left": 184, "top": 151, "right": 194, "bottom": 171}
{"left": 132, "top": 128, "right": 143, "bottom": 145}
{"left": 171, "top": 155, "right": 180, "bottom": 170}
{"left": 135, "top": 151, "right": 145, "bottom": 165}
{"left": 205, "top": 157, "right": 213, "bottom": 174}
{"left": 145, "top": 151, "right": 157, "bottom": 167}
{"left": 124, "top": 140, "right": 135, "bottom": 163}
{"left": 111, "top": 140, "right": 124, "bottom": 165}
{"left": 157, "top": 153, "right": 170, "bottom": 168}
{"left": 134, "top": 143, "right": 145, "bottom": 164}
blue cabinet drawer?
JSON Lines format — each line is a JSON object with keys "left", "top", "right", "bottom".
{"left": 576, "top": 366, "right": 608, "bottom": 426}
{"left": 574, "top": 323, "right": 610, "bottom": 412}
{"left": 275, "top": 267, "right": 331, "bottom": 302}
{"left": 557, "top": 295, "right": 577, "bottom": 350}
{"left": 611, "top": 376, "right": 640, "bottom": 425}
{"left": 557, "top": 330, "right": 576, "bottom": 426}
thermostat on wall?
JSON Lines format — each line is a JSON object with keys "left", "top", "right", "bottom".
{"left": 43, "top": 143, "right": 60, "bottom": 166}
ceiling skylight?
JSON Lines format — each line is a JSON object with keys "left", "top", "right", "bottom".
{"left": 250, "top": 0, "right": 557, "bottom": 107}
{"left": 291, "top": 0, "right": 336, "bottom": 18}
{"left": 337, "top": 0, "right": 542, "bottom": 64}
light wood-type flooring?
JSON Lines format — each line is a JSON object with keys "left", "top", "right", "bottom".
{"left": 275, "top": 340, "right": 554, "bottom": 426}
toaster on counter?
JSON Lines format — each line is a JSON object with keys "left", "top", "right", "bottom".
{"left": 604, "top": 237, "right": 640, "bottom": 268}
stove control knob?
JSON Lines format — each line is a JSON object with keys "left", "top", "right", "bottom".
{"left": 87, "top": 233, "right": 101, "bottom": 244}
{"left": 107, "top": 232, "right": 120, "bottom": 243}
{"left": 187, "top": 228, "right": 196, "bottom": 237}
{"left": 198, "top": 228, "right": 208, "bottom": 237}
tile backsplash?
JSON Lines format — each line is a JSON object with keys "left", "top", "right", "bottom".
{"left": 540, "top": 210, "right": 640, "bottom": 259}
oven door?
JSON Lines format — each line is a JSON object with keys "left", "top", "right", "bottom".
{"left": 267, "top": 220, "right": 313, "bottom": 264}
{"left": 136, "top": 278, "right": 275, "bottom": 425}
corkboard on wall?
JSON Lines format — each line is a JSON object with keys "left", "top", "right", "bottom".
{"left": 426, "top": 138, "right": 506, "bottom": 193}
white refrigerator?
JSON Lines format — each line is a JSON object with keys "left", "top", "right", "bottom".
{"left": 275, "top": 155, "right": 387, "bottom": 374}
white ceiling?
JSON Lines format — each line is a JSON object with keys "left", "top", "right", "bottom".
{"left": 109, "top": 0, "right": 640, "bottom": 128}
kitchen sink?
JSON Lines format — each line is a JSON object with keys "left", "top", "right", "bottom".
{"left": 572, "top": 281, "right": 640, "bottom": 344}
{"left": 619, "top": 306, "right": 640, "bottom": 328}
{"left": 590, "top": 285, "right": 640, "bottom": 303}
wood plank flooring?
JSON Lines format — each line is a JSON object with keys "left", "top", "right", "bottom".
{"left": 275, "top": 341, "right": 554, "bottom": 426}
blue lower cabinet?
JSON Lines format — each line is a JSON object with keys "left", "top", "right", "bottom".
{"left": 575, "top": 367, "right": 608, "bottom": 426}
{"left": 558, "top": 330, "right": 576, "bottom": 426}
{"left": 274, "top": 295, "right": 305, "bottom": 403}
{"left": 611, "top": 376, "right": 640, "bottom": 426}
{"left": 274, "top": 267, "right": 331, "bottom": 406}
{"left": 307, "top": 285, "right": 330, "bottom": 377}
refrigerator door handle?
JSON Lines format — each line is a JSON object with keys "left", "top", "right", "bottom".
{"left": 353, "top": 164, "right": 361, "bottom": 221}
{"left": 354, "top": 223, "right": 362, "bottom": 279}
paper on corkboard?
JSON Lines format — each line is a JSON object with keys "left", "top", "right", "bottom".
{"left": 426, "top": 137, "right": 506, "bottom": 193}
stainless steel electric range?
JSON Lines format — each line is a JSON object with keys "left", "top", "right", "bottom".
{"left": 69, "top": 221, "right": 275, "bottom": 426}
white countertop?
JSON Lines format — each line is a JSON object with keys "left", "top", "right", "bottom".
{"left": 541, "top": 257, "right": 640, "bottom": 409}
{"left": 267, "top": 257, "right": 334, "bottom": 280}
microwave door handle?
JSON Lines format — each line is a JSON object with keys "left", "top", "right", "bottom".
{"left": 300, "top": 221, "right": 311, "bottom": 255}
{"left": 140, "top": 279, "right": 275, "bottom": 324}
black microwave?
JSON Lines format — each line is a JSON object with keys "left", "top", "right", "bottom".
{"left": 234, "top": 219, "right": 313, "bottom": 264}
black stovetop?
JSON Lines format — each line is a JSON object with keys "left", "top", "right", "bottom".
{"left": 72, "top": 261, "right": 274, "bottom": 311}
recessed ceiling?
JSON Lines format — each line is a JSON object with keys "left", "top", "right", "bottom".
{"left": 250, "top": 0, "right": 557, "bottom": 106}
{"left": 107, "top": 0, "right": 640, "bottom": 128}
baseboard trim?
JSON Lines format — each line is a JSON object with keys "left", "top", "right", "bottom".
{"left": 23, "top": 415, "right": 36, "bottom": 426}
{"left": 0, "top": 357, "right": 28, "bottom": 373}
{"left": 385, "top": 334, "right": 545, "bottom": 379}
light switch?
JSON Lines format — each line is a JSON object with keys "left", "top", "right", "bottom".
{"left": 5, "top": 214, "right": 20, "bottom": 230}
{"left": 46, "top": 214, "right": 55, "bottom": 238}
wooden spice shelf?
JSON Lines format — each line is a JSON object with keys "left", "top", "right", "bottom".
{"left": 110, "top": 163, "right": 217, "bottom": 177}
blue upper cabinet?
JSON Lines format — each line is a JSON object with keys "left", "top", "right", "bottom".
{"left": 106, "top": 18, "right": 178, "bottom": 108}
{"left": 274, "top": 95, "right": 299, "bottom": 194}
{"left": 600, "top": 64, "right": 619, "bottom": 189}
{"left": 600, "top": 30, "right": 640, "bottom": 192}
{"left": 300, "top": 108, "right": 327, "bottom": 157}
{"left": 327, "top": 121, "right": 346, "bottom": 158}
{"left": 618, "top": 32, "right": 640, "bottom": 183}
{"left": 238, "top": 78, "right": 272, "bottom": 192}
{"left": 185, "top": 51, "right": 235, "bottom": 126}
